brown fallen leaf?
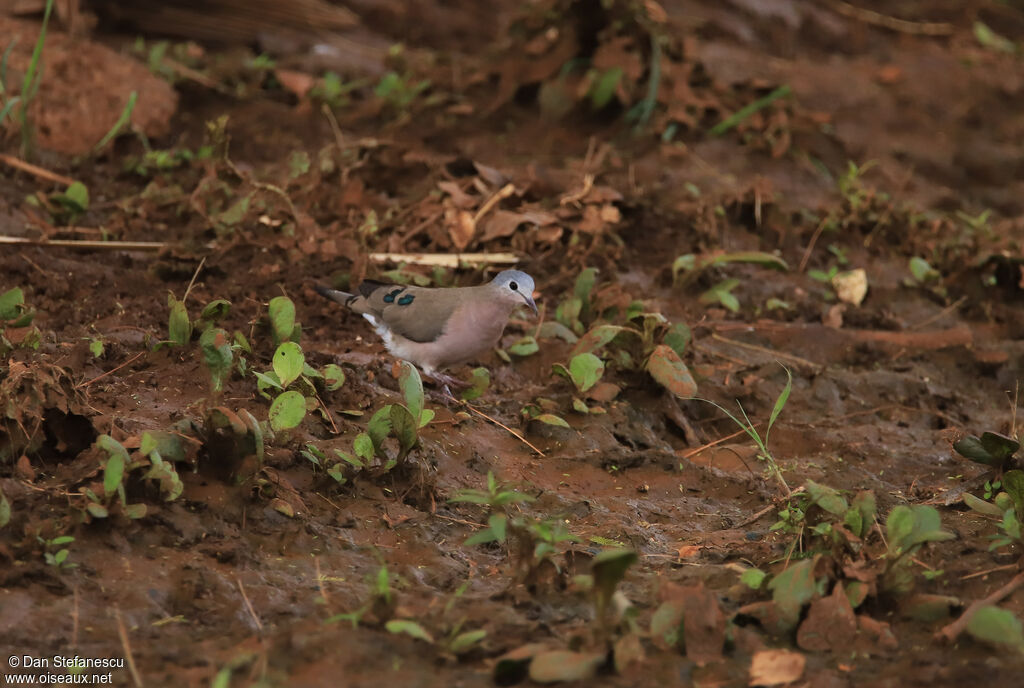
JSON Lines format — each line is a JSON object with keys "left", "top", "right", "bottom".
{"left": 797, "top": 583, "right": 857, "bottom": 652}
{"left": 748, "top": 649, "right": 805, "bottom": 687}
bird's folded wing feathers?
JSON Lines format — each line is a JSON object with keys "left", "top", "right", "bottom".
{"left": 350, "top": 282, "right": 464, "bottom": 343}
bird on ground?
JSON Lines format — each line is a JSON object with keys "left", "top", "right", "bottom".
{"left": 314, "top": 270, "right": 538, "bottom": 394}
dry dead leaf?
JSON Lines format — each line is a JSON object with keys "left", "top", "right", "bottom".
{"left": 275, "top": 69, "right": 316, "bottom": 100}
{"left": 748, "top": 649, "right": 806, "bottom": 686}
{"left": 833, "top": 268, "right": 868, "bottom": 305}
{"left": 445, "top": 207, "right": 476, "bottom": 251}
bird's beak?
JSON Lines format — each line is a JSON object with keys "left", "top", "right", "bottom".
{"left": 523, "top": 293, "right": 538, "bottom": 316}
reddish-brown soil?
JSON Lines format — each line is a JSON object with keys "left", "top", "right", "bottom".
{"left": 2, "top": 1, "right": 1024, "bottom": 686}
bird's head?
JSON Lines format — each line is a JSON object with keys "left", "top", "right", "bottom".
{"left": 491, "top": 270, "right": 538, "bottom": 315}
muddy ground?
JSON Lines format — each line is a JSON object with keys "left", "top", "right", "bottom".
{"left": 2, "top": 1, "right": 1024, "bottom": 686}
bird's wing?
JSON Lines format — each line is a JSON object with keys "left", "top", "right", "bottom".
{"left": 350, "top": 282, "right": 467, "bottom": 343}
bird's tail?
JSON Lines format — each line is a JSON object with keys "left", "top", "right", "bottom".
{"left": 314, "top": 284, "right": 358, "bottom": 308}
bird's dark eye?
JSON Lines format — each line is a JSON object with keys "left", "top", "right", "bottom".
{"left": 509, "top": 281, "right": 518, "bottom": 291}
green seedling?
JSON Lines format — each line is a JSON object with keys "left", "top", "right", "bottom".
{"left": 881, "top": 505, "right": 955, "bottom": 595}
{"left": 326, "top": 561, "right": 398, "bottom": 628}
{"left": 0, "top": 287, "right": 40, "bottom": 354}
{"left": 573, "top": 548, "right": 639, "bottom": 645}
{"left": 16, "top": 0, "right": 54, "bottom": 157}
{"left": 85, "top": 435, "right": 149, "bottom": 519}
{"left": 126, "top": 145, "right": 213, "bottom": 176}
{"left": 965, "top": 469, "right": 1024, "bottom": 551}
{"left": 807, "top": 265, "right": 839, "bottom": 284}
{"left": 0, "top": 38, "right": 21, "bottom": 126}
{"left": 339, "top": 363, "right": 428, "bottom": 469}
{"left": 91, "top": 91, "right": 137, "bottom": 154}
{"left": 698, "top": 365, "right": 792, "bottom": 492}
{"left": 586, "top": 67, "right": 623, "bottom": 110}
{"left": 953, "top": 431, "right": 1020, "bottom": 470}
{"left": 375, "top": 71, "right": 431, "bottom": 111}
{"left": 672, "top": 251, "right": 788, "bottom": 289}
{"left": 710, "top": 84, "right": 791, "bottom": 136}
{"left": 311, "top": 71, "right": 367, "bottom": 109}
{"left": 38, "top": 534, "right": 76, "bottom": 570}
{"left": 973, "top": 22, "right": 1017, "bottom": 54}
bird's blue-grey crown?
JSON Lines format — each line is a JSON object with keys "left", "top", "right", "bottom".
{"left": 492, "top": 270, "right": 538, "bottom": 314}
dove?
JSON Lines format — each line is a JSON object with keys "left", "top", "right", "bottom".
{"left": 314, "top": 270, "right": 538, "bottom": 392}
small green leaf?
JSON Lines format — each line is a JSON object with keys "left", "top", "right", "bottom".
{"left": 664, "top": 323, "right": 691, "bottom": 357}
{"left": 886, "top": 505, "right": 955, "bottom": 557}
{"left": 908, "top": 256, "right": 938, "bottom": 283}
{"left": 167, "top": 295, "right": 191, "bottom": 346}
{"left": 367, "top": 405, "right": 394, "bottom": 452}
{"left": 268, "top": 296, "right": 296, "bottom": 345}
{"left": 398, "top": 361, "right": 425, "bottom": 424}
{"left": 269, "top": 390, "right": 306, "bottom": 431}
{"left": 0, "top": 287, "right": 24, "bottom": 320}
{"left": 323, "top": 364, "right": 346, "bottom": 391}
{"left": 86, "top": 502, "right": 108, "bottom": 518}
{"left": 390, "top": 404, "right": 418, "bottom": 458}
{"left": 741, "top": 568, "right": 766, "bottom": 590}
{"left": 386, "top": 619, "right": 434, "bottom": 643}
{"left": 535, "top": 413, "right": 570, "bottom": 428}
{"left": 966, "top": 605, "right": 1024, "bottom": 651}
{"left": 508, "top": 335, "right": 539, "bottom": 357}
{"left": 353, "top": 433, "right": 374, "bottom": 461}
{"left": 200, "top": 299, "right": 231, "bottom": 322}
{"left": 273, "top": 342, "right": 305, "bottom": 388}
{"left": 461, "top": 367, "right": 490, "bottom": 401}
{"left": 805, "top": 480, "right": 848, "bottom": 516}
{"left": 89, "top": 339, "right": 104, "bottom": 358}
{"left": 449, "top": 629, "right": 487, "bottom": 654}
{"left": 589, "top": 68, "right": 622, "bottom": 109}
{"left": 568, "top": 352, "right": 604, "bottom": 393}
{"left": 63, "top": 181, "right": 90, "bottom": 210}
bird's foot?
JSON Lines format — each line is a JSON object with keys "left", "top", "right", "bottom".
{"left": 426, "top": 372, "right": 470, "bottom": 405}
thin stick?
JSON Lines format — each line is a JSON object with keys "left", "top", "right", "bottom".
{"left": 936, "top": 571, "right": 1024, "bottom": 643}
{"left": 236, "top": 576, "right": 264, "bottom": 633}
{"left": 961, "top": 563, "right": 1019, "bottom": 582}
{"left": 710, "top": 333, "right": 820, "bottom": 371}
{"left": 0, "top": 152, "right": 76, "bottom": 186}
{"left": 798, "top": 217, "right": 829, "bottom": 273}
{"left": 433, "top": 513, "right": 485, "bottom": 529}
{"left": 909, "top": 296, "right": 966, "bottom": 330}
{"left": 559, "top": 173, "right": 595, "bottom": 206}
{"left": 680, "top": 426, "right": 751, "bottom": 459}
{"left": 448, "top": 394, "right": 545, "bottom": 456}
{"left": 735, "top": 486, "right": 806, "bottom": 528}
{"left": 826, "top": 0, "right": 953, "bottom": 35}
{"left": 0, "top": 236, "right": 165, "bottom": 250}
{"left": 473, "top": 183, "right": 516, "bottom": 224}
{"left": 77, "top": 351, "right": 145, "bottom": 389}
{"left": 114, "top": 607, "right": 144, "bottom": 688}
{"left": 369, "top": 251, "right": 520, "bottom": 267}
{"left": 181, "top": 256, "right": 206, "bottom": 304}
